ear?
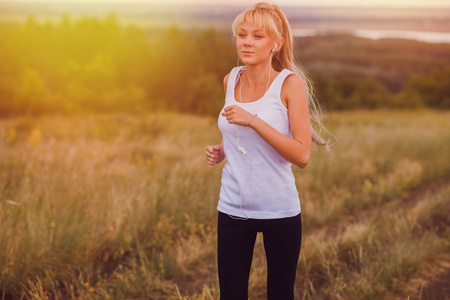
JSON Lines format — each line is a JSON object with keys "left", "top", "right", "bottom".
{"left": 274, "top": 37, "right": 285, "bottom": 52}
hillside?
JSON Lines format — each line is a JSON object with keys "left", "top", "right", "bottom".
{"left": 0, "top": 110, "right": 449, "bottom": 299}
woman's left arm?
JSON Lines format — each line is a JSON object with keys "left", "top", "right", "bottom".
{"left": 222, "top": 75, "right": 311, "bottom": 168}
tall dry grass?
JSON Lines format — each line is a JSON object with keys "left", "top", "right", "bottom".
{"left": 0, "top": 110, "right": 449, "bottom": 299}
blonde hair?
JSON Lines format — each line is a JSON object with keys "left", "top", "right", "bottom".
{"left": 232, "top": 2, "right": 331, "bottom": 149}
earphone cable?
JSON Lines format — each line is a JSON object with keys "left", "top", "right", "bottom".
{"left": 230, "top": 50, "right": 275, "bottom": 221}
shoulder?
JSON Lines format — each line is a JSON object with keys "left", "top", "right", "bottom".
{"left": 223, "top": 67, "right": 244, "bottom": 92}
{"left": 281, "top": 72, "right": 307, "bottom": 106}
{"left": 223, "top": 73, "right": 230, "bottom": 92}
{"left": 282, "top": 72, "right": 305, "bottom": 92}
{"left": 223, "top": 73, "right": 230, "bottom": 86}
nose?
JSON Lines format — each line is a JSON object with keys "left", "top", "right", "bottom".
{"left": 243, "top": 36, "right": 253, "bottom": 47}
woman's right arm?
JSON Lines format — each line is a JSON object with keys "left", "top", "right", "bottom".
{"left": 205, "top": 73, "right": 229, "bottom": 166}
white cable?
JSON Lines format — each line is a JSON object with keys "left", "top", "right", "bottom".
{"left": 228, "top": 154, "right": 251, "bottom": 220}
{"left": 230, "top": 59, "right": 273, "bottom": 221}
{"left": 236, "top": 61, "right": 271, "bottom": 149}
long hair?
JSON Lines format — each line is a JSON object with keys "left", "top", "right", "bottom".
{"left": 232, "top": 2, "right": 331, "bottom": 149}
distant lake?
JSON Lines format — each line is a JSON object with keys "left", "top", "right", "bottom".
{"left": 292, "top": 29, "right": 450, "bottom": 44}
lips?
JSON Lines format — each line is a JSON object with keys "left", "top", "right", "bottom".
{"left": 242, "top": 51, "right": 254, "bottom": 55}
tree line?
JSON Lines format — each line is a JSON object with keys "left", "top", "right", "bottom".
{"left": 296, "top": 34, "right": 450, "bottom": 110}
{"left": 0, "top": 13, "right": 449, "bottom": 117}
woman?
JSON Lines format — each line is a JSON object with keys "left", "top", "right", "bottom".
{"left": 205, "top": 2, "right": 329, "bottom": 299}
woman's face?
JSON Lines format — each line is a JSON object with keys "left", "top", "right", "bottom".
{"left": 236, "top": 22, "right": 277, "bottom": 66}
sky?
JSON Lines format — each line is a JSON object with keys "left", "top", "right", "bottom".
{"left": 8, "top": 0, "right": 450, "bottom": 8}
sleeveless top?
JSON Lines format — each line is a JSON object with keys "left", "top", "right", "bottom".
{"left": 217, "top": 66, "right": 301, "bottom": 219}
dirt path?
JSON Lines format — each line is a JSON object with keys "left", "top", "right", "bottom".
{"left": 296, "top": 180, "right": 450, "bottom": 299}
{"left": 171, "top": 180, "right": 450, "bottom": 299}
{"left": 387, "top": 253, "right": 450, "bottom": 300}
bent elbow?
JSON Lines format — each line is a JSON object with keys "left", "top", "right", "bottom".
{"left": 298, "top": 161, "right": 309, "bottom": 169}
{"left": 297, "top": 159, "right": 309, "bottom": 169}
{"left": 294, "top": 153, "right": 310, "bottom": 169}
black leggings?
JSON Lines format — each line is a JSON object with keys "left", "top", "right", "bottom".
{"left": 217, "top": 212, "right": 302, "bottom": 300}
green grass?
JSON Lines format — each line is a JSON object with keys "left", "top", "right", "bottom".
{"left": 0, "top": 110, "right": 449, "bottom": 299}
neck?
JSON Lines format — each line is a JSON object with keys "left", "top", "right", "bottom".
{"left": 243, "top": 60, "right": 274, "bottom": 88}
{"left": 238, "top": 60, "right": 275, "bottom": 103}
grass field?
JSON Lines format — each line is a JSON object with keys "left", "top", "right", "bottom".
{"left": 0, "top": 110, "right": 449, "bottom": 299}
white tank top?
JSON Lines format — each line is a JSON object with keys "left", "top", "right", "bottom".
{"left": 217, "top": 66, "right": 301, "bottom": 219}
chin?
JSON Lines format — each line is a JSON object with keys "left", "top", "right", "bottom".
{"left": 240, "top": 58, "right": 259, "bottom": 66}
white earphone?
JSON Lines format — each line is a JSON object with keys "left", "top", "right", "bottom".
{"left": 272, "top": 43, "right": 278, "bottom": 53}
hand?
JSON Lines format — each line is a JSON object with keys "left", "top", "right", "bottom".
{"left": 206, "top": 144, "right": 225, "bottom": 165}
{"left": 221, "top": 105, "right": 255, "bottom": 127}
